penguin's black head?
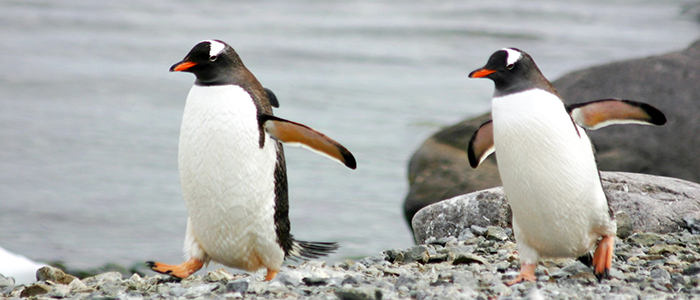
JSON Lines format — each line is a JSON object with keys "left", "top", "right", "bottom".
{"left": 170, "top": 40, "right": 244, "bottom": 86}
{"left": 469, "top": 48, "right": 550, "bottom": 96}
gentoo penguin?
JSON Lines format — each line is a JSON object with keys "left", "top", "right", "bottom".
{"left": 467, "top": 48, "right": 666, "bottom": 285}
{"left": 147, "top": 40, "right": 356, "bottom": 281}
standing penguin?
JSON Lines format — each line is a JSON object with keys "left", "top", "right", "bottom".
{"left": 467, "top": 48, "right": 666, "bottom": 285}
{"left": 147, "top": 40, "right": 356, "bottom": 281}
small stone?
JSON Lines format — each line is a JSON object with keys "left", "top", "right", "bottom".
{"left": 650, "top": 267, "right": 671, "bottom": 283}
{"left": 335, "top": 286, "right": 381, "bottom": 300}
{"left": 302, "top": 277, "right": 328, "bottom": 286}
{"left": 47, "top": 283, "right": 71, "bottom": 298}
{"left": 19, "top": 282, "right": 52, "bottom": 297}
{"left": 485, "top": 226, "right": 509, "bottom": 241}
{"left": 275, "top": 271, "right": 302, "bottom": 287}
{"left": 401, "top": 245, "right": 429, "bottom": 264}
{"left": 357, "top": 255, "right": 387, "bottom": 267}
{"left": 684, "top": 216, "right": 700, "bottom": 234}
{"left": 226, "top": 279, "right": 249, "bottom": 294}
{"left": 67, "top": 277, "right": 91, "bottom": 293}
{"left": 382, "top": 249, "right": 402, "bottom": 262}
{"left": 340, "top": 275, "right": 360, "bottom": 286}
{"left": 649, "top": 244, "right": 685, "bottom": 255}
{"left": 394, "top": 274, "right": 417, "bottom": 288}
{"left": 683, "top": 262, "right": 700, "bottom": 276}
{"left": 36, "top": 266, "right": 77, "bottom": 285}
{"left": 627, "top": 232, "right": 665, "bottom": 246}
{"left": 82, "top": 271, "right": 123, "bottom": 287}
{"left": 205, "top": 268, "right": 234, "bottom": 282}
{"left": 267, "top": 281, "right": 289, "bottom": 294}
{"left": 670, "top": 273, "right": 687, "bottom": 286}
{"left": 471, "top": 225, "right": 488, "bottom": 236}
{"left": 452, "top": 253, "right": 488, "bottom": 265}
{"left": 0, "top": 274, "right": 14, "bottom": 289}
{"left": 615, "top": 211, "right": 634, "bottom": 239}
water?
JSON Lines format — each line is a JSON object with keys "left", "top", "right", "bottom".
{"left": 1, "top": 0, "right": 698, "bottom": 271}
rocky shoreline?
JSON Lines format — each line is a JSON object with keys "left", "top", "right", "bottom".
{"left": 3, "top": 227, "right": 700, "bottom": 299}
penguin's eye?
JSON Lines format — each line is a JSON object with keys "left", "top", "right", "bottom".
{"left": 506, "top": 63, "right": 515, "bottom": 70}
{"left": 209, "top": 55, "right": 218, "bottom": 62}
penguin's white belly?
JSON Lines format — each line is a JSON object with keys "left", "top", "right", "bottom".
{"left": 178, "top": 85, "right": 283, "bottom": 271}
{"left": 492, "top": 89, "right": 614, "bottom": 260}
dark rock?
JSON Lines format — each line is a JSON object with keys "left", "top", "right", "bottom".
{"left": 404, "top": 39, "right": 700, "bottom": 228}
{"left": 335, "top": 287, "right": 382, "bottom": 300}
{"left": 382, "top": 249, "right": 402, "bottom": 263}
{"left": 682, "top": 262, "right": 700, "bottom": 276}
{"left": 412, "top": 172, "right": 700, "bottom": 244}
{"left": 302, "top": 277, "right": 328, "bottom": 286}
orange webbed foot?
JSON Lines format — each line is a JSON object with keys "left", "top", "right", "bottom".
{"left": 265, "top": 268, "right": 279, "bottom": 281}
{"left": 506, "top": 263, "right": 537, "bottom": 286}
{"left": 146, "top": 258, "right": 204, "bottom": 278}
{"left": 592, "top": 235, "right": 614, "bottom": 281}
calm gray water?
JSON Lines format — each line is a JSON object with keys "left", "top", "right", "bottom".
{"left": 1, "top": 0, "right": 698, "bottom": 271}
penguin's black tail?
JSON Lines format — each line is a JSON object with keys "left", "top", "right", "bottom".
{"left": 287, "top": 240, "right": 339, "bottom": 261}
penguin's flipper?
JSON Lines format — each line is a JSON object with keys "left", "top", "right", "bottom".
{"left": 264, "top": 88, "right": 280, "bottom": 108}
{"left": 567, "top": 99, "right": 667, "bottom": 130}
{"left": 262, "top": 114, "right": 357, "bottom": 169}
{"left": 467, "top": 120, "right": 495, "bottom": 169}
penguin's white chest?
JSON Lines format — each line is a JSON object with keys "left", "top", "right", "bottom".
{"left": 178, "top": 85, "right": 283, "bottom": 270}
{"left": 492, "top": 89, "right": 614, "bottom": 260}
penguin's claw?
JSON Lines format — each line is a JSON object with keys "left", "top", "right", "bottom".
{"left": 506, "top": 263, "right": 537, "bottom": 286}
{"left": 146, "top": 258, "right": 204, "bottom": 278}
{"left": 592, "top": 235, "right": 615, "bottom": 281}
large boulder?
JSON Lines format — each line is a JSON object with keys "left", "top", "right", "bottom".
{"left": 412, "top": 172, "right": 700, "bottom": 244}
{"left": 404, "top": 39, "right": 700, "bottom": 227}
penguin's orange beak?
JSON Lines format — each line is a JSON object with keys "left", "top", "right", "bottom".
{"left": 170, "top": 61, "right": 197, "bottom": 72}
{"left": 469, "top": 68, "right": 496, "bottom": 78}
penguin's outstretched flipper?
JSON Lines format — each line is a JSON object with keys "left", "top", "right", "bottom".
{"left": 262, "top": 114, "right": 357, "bottom": 169}
{"left": 567, "top": 99, "right": 667, "bottom": 130}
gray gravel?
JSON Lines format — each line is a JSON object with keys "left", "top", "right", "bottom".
{"left": 3, "top": 228, "right": 700, "bottom": 299}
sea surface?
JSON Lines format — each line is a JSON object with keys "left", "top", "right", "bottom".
{"left": 1, "top": 0, "right": 698, "bottom": 272}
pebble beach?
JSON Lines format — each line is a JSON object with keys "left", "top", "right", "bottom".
{"left": 3, "top": 227, "right": 700, "bottom": 299}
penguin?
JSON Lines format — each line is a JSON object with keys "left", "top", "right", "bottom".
{"left": 467, "top": 48, "right": 666, "bottom": 285}
{"left": 146, "top": 40, "right": 356, "bottom": 281}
